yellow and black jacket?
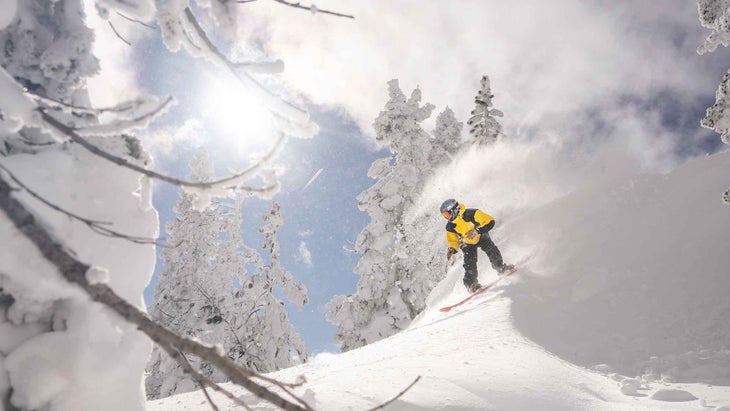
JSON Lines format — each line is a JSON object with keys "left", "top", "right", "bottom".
{"left": 445, "top": 204, "right": 496, "bottom": 249}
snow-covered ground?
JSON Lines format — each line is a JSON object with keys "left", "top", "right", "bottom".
{"left": 148, "top": 151, "right": 730, "bottom": 410}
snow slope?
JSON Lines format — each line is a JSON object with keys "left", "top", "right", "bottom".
{"left": 148, "top": 151, "right": 730, "bottom": 410}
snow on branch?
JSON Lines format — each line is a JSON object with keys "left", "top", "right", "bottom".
{"left": 39, "top": 110, "right": 282, "bottom": 198}
{"left": 233, "top": 59, "right": 285, "bottom": 74}
{"left": 0, "top": 175, "right": 310, "bottom": 411}
{"left": 270, "top": 0, "right": 355, "bottom": 19}
{"left": 115, "top": 11, "right": 156, "bottom": 30}
{"left": 27, "top": 91, "right": 161, "bottom": 119}
{"left": 74, "top": 97, "right": 175, "bottom": 137}
{"left": 95, "top": 0, "right": 156, "bottom": 21}
{"left": 27, "top": 92, "right": 175, "bottom": 136}
{"left": 0, "top": 67, "right": 43, "bottom": 140}
{"left": 0, "top": 163, "right": 164, "bottom": 246}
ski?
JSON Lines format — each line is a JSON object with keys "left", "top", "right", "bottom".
{"left": 439, "top": 267, "right": 517, "bottom": 313}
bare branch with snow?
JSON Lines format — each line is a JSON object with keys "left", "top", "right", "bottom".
{"left": 115, "top": 11, "right": 156, "bottom": 30}
{"left": 270, "top": 0, "right": 354, "bottom": 19}
{"left": 0, "top": 163, "right": 165, "bottom": 246}
{"left": 170, "top": 350, "right": 239, "bottom": 411}
{"left": 108, "top": 21, "right": 132, "bottom": 46}
{"left": 38, "top": 110, "right": 282, "bottom": 195}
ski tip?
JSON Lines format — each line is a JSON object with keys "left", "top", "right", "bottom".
{"left": 439, "top": 306, "right": 452, "bottom": 312}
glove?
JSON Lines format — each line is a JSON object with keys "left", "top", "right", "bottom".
{"left": 446, "top": 248, "right": 457, "bottom": 260}
{"left": 477, "top": 220, "right": 495, "bottom": 234}
{"left": 464, "top": 229, "right": 480, "bottom": 241}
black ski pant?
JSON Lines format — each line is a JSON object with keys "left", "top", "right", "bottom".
{"left": 462, "top": 234, "right": 504, "bottom": 287}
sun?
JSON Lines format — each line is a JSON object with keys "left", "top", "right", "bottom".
{"left": 198, "top": 71, "right": 275, "bottom": 153}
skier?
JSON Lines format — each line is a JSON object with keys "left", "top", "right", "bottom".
{"left": 440, "top": 198, "right": 513, "bottom": 293}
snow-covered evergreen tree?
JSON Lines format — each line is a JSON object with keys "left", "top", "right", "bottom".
{"left": 146, "top": 148, "right": 227, "bottom": 399}
{"left": 146, "top": 158, "right": 308, "bottom": 398}
{"left": 697, "top": 0, "right": 730, "bottom": 203}
{"left": 697, "top": 0, "right": 730, "bottom": 55}
{"left": 429, "top": 106, "right": 464, "bottom": 165}
{"left": 467, "top": 75, "right": 505, "bottom": 146}
{"left": 241, "top": 202, "right": 308, "bottom": 369}
{"left": 326, "top": 79, "right": 437, "bottom": 351}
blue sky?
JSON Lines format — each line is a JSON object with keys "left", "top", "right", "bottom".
{"left": 85, "top": 1, "right": 730, "bottom": 354}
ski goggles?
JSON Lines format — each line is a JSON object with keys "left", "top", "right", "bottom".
{"left": 442, "top": 206, "right": 458, "bottom": 220}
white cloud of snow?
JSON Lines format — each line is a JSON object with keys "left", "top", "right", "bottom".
{"left": 139, "top": 119, "right": 207, "bottom": 164}
{"left": 234, "top": 1, "right": 724, "bottom": 170}
{"left": 298, "top": 241, "right": 313, "bottom": 267}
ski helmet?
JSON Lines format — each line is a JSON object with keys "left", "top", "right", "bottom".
{"left": 440, "top": 199, "right": 459, "bottom": 221}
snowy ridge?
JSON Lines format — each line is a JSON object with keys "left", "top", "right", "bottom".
{"left": 149, "top": 151, "right": 730, "bottom": 410}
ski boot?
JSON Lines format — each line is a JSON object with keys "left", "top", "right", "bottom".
{"left": 497, "top": 264, "right": 515, "bottom": 276}
{"left": 468, "top": 282, "right": 482, "bottom": 294}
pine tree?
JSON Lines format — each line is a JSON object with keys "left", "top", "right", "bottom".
{"left": 146, "top": 160, "right": 309, "bottom": 398}
{"left": 467, "top": 75, "right": 505, "bottom": 145}
{"left": 430, "top": 106, "right": 464, "bottom": 165}
{"left": 146, "top": 148, "right": 227, "bottom": 399}
{"left": 232, "top": 202, "right": 309, "bottom": 370}
{"left": 697, "top": 0, "right": 730, "bottom": 55}
{"left": 326, "top": 79, "right": 436, "bottom": 351}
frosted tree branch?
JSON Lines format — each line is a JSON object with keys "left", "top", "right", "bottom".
{"left": 108, "top": 21, "right": 132, "bottom": 46}
{"left": 74, "top": 97, "right": 175, "bottom": 136}
{"left": 199, "top": 385, "right": 220, "bottom": 411}
{"left": 39, "top": 110, "right": 283, "bottom": 193}
{"left": 171, "top": 350, "right": 239, "bottom": 411}
{"left": 181, "top": 7, "right": 315, "bottom": 136}
{"left": 27, "top": 91, "right": 164, "bottom": 119}
{"left": 270, "top": 0, "right": 355, "bottom": 19}
{"left": 0, "top": 175, "right": 309, "bottom": 411}
{"left": 115, "top": 11, "right": 156, "bottom": 30}
{"left": 0, "top": 163, "right": 165, "bottom": 246}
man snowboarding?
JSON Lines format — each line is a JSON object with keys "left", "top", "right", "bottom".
{"left": 440, "top": 199, "right": 513, "bottom": 293}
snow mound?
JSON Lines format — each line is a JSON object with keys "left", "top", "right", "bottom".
{"left": 504, "top": 151, "right": 730, "bottom": 383}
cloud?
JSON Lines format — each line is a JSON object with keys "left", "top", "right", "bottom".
{"left": 298, "top": 240, "right": 313, "bottom": 267}
{"left": 139, "top": 119, "right": 207, "bottom": 164}
{"left": 235, "top": 1, "right": 725, "bottom": 170}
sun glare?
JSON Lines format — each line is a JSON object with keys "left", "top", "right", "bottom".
{"left": 199, "top": 73, "right": 275, "bottom": 153}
